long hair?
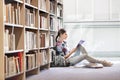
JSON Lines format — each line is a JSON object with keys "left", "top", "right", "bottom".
{"left": 55, "top": 28, "right": 66, "bottom": 42}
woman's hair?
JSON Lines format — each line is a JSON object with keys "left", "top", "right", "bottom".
{"left": 55, "top": 28, "right": 66, "bottom": 42}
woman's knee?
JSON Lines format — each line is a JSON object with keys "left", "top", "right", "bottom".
{"left": 83, "top": 54, "right": 88, "bottom": 58}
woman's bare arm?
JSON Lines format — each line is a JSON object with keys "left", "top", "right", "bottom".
{"left": 64, "top": 47, "right": 77, "bottom": 59}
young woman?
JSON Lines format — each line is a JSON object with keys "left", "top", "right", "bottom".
{"left": 54, "top": 28, "right": 113, "bottom": 67}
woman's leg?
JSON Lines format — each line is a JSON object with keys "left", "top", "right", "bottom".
{"left": 67, "top": 54, "right": 113, "bottom": 66}
{"left": 85, "top": 55, "right": 113, "bottom": 67}
{"left": 66, "top": 54, "right": 87, "bottom": 66}
{"left": 67, "top": 45, "right": 113, "bottom": 66}
{"left": 71, "top": 45, "right": 87, "bottom": 57}
{"left": 67, "top": 45, "right": 88, "bottom": 66}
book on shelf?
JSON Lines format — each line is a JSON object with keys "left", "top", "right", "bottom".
{"left": 37, "top": 53, "right": 42, "bottom": 66}
{"left": 5, "top": 2, "right": 21, "bottom": 24}
{"left": 9, "top": 33, "right": 15, "bottom": 51}
{"left": 4, "top": 29, "right": 9, "bottom": 51}
{"left": 25, "top": 8, "right": 35, "bottom": 27}
{"left": 57, "top": 0, "right": 63, "bottom": 4}
{"left": 50, "top": 34, "right": 55, "bottom": 47}
{"left": 49, "top": 49, "right": 56, "bottom": 63}
{"left": 4, "top": 56, "right": 8, "bottom": 77}
{"left": 50, "top": 16, "right": 57, "bottom": 30}
{"left": 57, "top": 18, "right": 63, "bottom": 29}
{"left": 4, "top": 29, "right": 16, "bottom": 52}
{"left": 14, "top": 57, "right": 20, "bottom": 73}
{"left": 40, "top": 15, "right": 48, "bottom": 29}
{"left": 57, "top": 4, "right": 63, "bottom": 17}
{"left": 25, "top": 0, "right": 31, "bottom": 4}
{"left": 40, "top": 33, "right": 46, "bottom": 47}
{"left": 26, "top": 53, "right": 36, "bottom": 70}
{"left": 50, "top": 1, "right": 56, "bottom": 14}
{"left": 40, "top": 50, "right": 48, "bottom": 65}
{"left": 8, "top": 56, "right": 16, "bottom": 76}
{"left": 25, "top": 31, "right": 37, "bottom": 50}
{"left": 18, "top": 52, "right": 23, "bottom": 72}
{"left": 5, "top": 3, "right": 11, "bottom": 23}
{"left": 40, "top": 32, "right": 49, "bottom": 48}
{"left": 40, "top": 0, "right": 47, "bottom": 11}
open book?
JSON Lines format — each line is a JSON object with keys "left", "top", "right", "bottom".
{"left": 77, "top": 40, "right": 85, "bottom": 47}
{"left": 79, "top": 40, "right": 85, "bottom": 44}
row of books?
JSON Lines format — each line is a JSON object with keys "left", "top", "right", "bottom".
{"left": 57, "top": 4, "right": 63, "bottom": 17}
{"left": 4, "top": 29, "right": 15, "bottom": 52}
{"left": 57, "top": 0, "right": 63, "bottom": 4}
{"left": 50, "top": 16, "right": 58, "bottom": 31}
{"left": 25, "top": 31, "right": 37, "bottom": 50}
{"left": 25, "top": 0, "right": 32, "bottom": 4}
{"left": 5, "top": 2, "right": 21, "bottom": 24}
{"left": 4, "top": 29, "right": 55, "bottom": 52}
{"left": 40, "top": 14, "right": 48, "bottom": 29}
{"left": 49, "top": 49, "right": 56, "bottom": 63}
{"left": 57, "top": 18, "right": 63, "bottom": 29}
{"left": 39, "top": 50, "right": 49, "bottom": 66}
{"left": 50, "top": 0, "right": 56, "bottom": 14}
{"left": 50, "top": 34, "right": 55, "bottom": 47}
{"left": 40, "top": 0, "right": 47, "bottom": 10}
{"left": 5, "top": 52, "right": 23, "bottom": 77}
{"left": 26, "top": 51, "right": 37, "bottom": 70}
{"left": 26, "top": 50, "right": 50, "bottom": 68}
{"left": 25, "top": 8, "right": 36, "bottom": 27}
{"left": 50, "top": 17, "right": 63, "bottom": 30}
{"left": 4, "top": 50, "right": 50, "bottom": 77}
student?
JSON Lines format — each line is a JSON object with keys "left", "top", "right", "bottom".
{"left": 53, "top": 28, "right": 113, "bottom": 67}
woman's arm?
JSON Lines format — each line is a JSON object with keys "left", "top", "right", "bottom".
{"left": 64, "top": 47, "right": 77, "bottom": 59}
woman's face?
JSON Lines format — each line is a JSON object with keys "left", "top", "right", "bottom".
{"left": 60, "top": 32, "right": 68, "bottom": 40}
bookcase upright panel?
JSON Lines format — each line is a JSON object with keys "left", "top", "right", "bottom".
{"left": 0, "top": 1, "right": 5, "bottom": 80}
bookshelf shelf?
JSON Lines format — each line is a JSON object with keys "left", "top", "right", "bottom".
{"left": 57, "top": 16, "right": 63, "bottom": 19}
{"left": 0, "top": 0, "right": 63, "bottom": 80}
{"left": 5, "top": 72, "right": 24, "bottom": 79}
{"left": 25, "top": 26, "right": 38, "bottom": 30}
{"left": 40, "top": 47, "right": 50, "bottom": 50}
{"left": 39, "top": 9, "right": 49, "bottom": 13}
{"left": 25, "top": 67, "right": 38, "bottom": 72}
{"left": 13, "top": 0, "right": 24, "bottom": 4}
{"left": 25, "top": 3, "right": 38, "bottom": 10}
{"left": 5, "top": 23, "right": 24, "bottom": 28}
{"left": 5, "top": 49, "right": 24, "bottom": 54}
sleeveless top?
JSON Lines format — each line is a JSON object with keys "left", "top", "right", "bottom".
{"left": 51, "top": 41, "right": 70, "bottom": 67}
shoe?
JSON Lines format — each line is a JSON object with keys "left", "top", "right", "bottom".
{"left": 84, "top": 62, "right": 103, "bottom": 68}
{"left": 101, "top": 60, "right": 113, "bottom": 67}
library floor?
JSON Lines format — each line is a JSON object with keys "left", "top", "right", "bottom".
{"left": 27, "top": 57, "right": 120, "bottom": 80}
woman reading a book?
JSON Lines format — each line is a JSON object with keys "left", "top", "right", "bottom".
{"left": 53, "top": 28, "right": 113, "bottom": 67}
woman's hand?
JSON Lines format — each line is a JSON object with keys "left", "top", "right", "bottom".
{"left": 64, "top": 55, "right": 68, "bottom": 59}
{"left": 64, "top": 47, "right": 78, "bottom": 59}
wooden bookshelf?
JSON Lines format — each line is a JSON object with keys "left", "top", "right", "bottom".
{"left": 0, "top": 0, "right": 63, "bottom": 80}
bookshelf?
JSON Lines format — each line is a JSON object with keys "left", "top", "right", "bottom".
{"left": 0, "top": 0, "right": 63, "bottom": 80}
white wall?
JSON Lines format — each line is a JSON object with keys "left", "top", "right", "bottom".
{"left": 64, "top": 24, "right": 120, "bottom": 52}
{"left": 63, "top": 0, "right": 120, "bottom": 56}
{"left": 63, "top": 0, "right": 120, "bottom": 22}
{"left": 63, "top": 0, "right": 77, "bottom": 21}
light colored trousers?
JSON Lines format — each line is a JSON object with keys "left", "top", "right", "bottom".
{"left": 67, "top": 45, "right": 102, "bottom": 66}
